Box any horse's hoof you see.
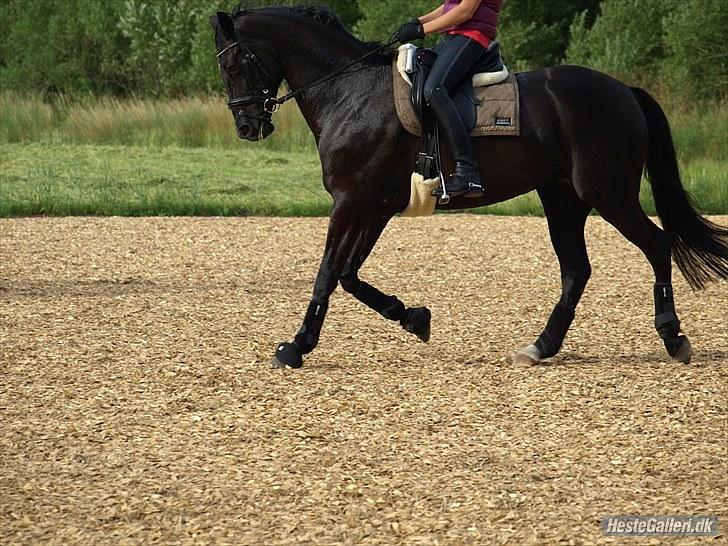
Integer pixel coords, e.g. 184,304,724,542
401,307,431,343
671,335,692,364
512,344,541,365
271,342,303,369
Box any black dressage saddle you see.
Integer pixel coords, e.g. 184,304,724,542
408,41,505,180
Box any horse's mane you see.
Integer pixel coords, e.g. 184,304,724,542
230,3,394,60
232,4,346,32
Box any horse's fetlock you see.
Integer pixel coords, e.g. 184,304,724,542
655,312,680,340
534,333,560,359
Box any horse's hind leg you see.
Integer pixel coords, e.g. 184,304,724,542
595,197,692,363
514,183,592,364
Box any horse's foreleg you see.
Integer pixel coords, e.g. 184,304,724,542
271,202,387,369
514,184,592,364
340,273,431,343
336,216,430,341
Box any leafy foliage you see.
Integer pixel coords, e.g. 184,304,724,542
498,0,600,70
566,0,670,85
661,0,728,100
567,0,728,98
0,0,725,100
0,0,131,95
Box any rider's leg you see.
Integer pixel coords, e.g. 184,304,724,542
424,34,486,198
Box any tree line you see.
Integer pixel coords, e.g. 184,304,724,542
1,0,725,100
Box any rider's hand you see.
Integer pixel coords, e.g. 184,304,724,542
395,18,425,44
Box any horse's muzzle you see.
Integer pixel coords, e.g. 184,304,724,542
237,120,275,142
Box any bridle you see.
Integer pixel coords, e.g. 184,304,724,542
216,36,281,132
216,20,398,137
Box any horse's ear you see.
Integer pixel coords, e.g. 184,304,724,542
216,12,236,41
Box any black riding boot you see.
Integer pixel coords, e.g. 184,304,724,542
428,87,484,199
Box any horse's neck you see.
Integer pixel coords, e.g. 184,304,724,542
274,26,379,138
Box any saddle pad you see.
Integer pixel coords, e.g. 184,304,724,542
392,59,520,138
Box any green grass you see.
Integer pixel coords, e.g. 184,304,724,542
0,144,329,217
0,92,315,152
0,92,725,217
1,143,724,217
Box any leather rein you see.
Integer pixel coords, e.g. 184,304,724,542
217,31,398,124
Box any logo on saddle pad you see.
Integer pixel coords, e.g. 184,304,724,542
495,117,512,126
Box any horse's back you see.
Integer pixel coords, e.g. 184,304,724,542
517,65,647,136
517,64,648,163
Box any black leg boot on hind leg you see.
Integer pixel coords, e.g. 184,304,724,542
654,283,692,363
427,86,485,199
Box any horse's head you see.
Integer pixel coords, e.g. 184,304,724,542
211,11,283,141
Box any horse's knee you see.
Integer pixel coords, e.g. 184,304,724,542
339,272,360,295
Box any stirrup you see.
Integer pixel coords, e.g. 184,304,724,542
431,181,484,199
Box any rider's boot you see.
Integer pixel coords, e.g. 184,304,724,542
428,88,485,199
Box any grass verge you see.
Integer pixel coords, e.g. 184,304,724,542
1,144,724,217
0,144,328,217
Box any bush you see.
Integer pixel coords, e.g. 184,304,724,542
661,0,728,100
566,0,671,86
355,0,435,43
498,0,600,71
0,0,131,95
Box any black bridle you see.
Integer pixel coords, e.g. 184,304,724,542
216,34,281,127
216,23,398,131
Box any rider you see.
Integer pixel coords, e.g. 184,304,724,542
395,0,503,198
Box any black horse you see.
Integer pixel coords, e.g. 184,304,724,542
211,6,728,368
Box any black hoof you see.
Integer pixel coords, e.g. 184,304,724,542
665,335,692,364
271,342,303,369
401,307,431,343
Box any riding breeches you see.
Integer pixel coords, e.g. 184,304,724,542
423,34,486,168
423,34,486,108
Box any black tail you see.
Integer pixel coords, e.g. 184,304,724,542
631,87,728,289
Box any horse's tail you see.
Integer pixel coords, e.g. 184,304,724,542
631,86,728,290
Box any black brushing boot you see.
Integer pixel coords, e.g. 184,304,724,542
428,87,485,199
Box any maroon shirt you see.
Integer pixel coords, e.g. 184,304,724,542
443,0,503,40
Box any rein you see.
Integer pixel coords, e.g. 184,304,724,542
218,34,398,118
272,38,399,110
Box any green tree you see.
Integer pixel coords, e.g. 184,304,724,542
355,0,433,43
498,0,600,70
566,0,671,86
0,0,131,95
661,0,728,100
355,0,601,69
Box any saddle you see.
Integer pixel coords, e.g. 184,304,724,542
401,41,512,181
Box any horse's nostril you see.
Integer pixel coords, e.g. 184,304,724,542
240,124,252,136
